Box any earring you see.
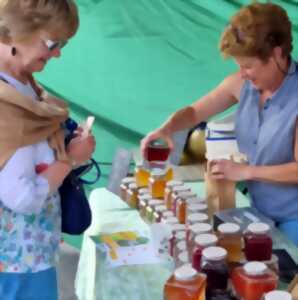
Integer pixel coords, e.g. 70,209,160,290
11,47,17,56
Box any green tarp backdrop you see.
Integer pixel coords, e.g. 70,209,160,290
36,0,298,247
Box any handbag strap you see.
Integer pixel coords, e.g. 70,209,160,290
77,158,101,185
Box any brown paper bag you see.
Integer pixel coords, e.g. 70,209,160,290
205,161,236,218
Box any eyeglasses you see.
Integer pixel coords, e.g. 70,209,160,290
44,39,68,51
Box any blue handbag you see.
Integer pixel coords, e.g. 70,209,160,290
59,118,101,235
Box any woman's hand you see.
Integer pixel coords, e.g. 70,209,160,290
66,134,96,166
210,159,252,181
140,128,174,157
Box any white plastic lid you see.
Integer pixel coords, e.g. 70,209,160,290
186,197,207,204
244,262,268,276
150,168,166,177
163,216,179,225
122,177,136,185
177,191,197,199
188,213,209,223
163,211,174,218
207,121,235,132
155,205,167,212
120,184,127,189
174,264,197,281
171,223,187,233
177,251,189,264
166,180,183,188
172,185,191,193
188,203,208,212
247,222,270,234
218,222,240,234
138,188,149,194
128,183,138,189
202,246,227,261
177,241,187,251
264,291,292,300
138,194,152,201
190,223,212,234
195,234,218,247
148,199,164,206
175,231,186,240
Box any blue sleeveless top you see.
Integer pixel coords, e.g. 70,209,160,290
235,59,298,223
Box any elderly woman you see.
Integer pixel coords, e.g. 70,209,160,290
0,1,95,299
142,3,298,245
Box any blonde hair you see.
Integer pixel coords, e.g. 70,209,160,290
220,2,292,61
0,0,79,43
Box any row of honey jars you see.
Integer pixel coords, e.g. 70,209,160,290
231,261,278,300
120,177,136,201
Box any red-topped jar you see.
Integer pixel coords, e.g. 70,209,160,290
244,223,272,261
231,261,278,300
164,265,206,300
145,138,170,162
192,233,218,272
201,246,229,297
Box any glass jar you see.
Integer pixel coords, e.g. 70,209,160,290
145,199,164,221
127,183,138,208
135,165,150,187
145,138,170,162
120,177,136,201
139,199,147,218
264,290,293,300
153,205,167,223
164,180,183,209
217,222,242,262
174,240,187,262
164,265,206,300
161,210,175,223
176,198,187,224
192,233,218,272
168,224,186,257
149,168,167,199
188,223,212,254
176,251,190,268
201,246,229,297
244,223,272,261
171,186,191,214
231,262,278,300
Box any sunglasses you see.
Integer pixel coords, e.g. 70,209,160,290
44,39,68,51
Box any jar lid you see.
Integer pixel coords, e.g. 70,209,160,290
138,188,149,195
174,265,197,281
218,223,240,234
175,231,186,240
188,203,208,212
244,261,268,276
138,194,152,201
264,291,292,300
172,186,191,193
202,246,227,261
166,180,183,188
188,213,209,223
177,191,197,199
120,184,127,189
149,138,168,147
148,199,164,206
150,168,166,177
177,251,189,263
163,211,174,218
121,177,136,185
247,222,270,234
186,197,207,205
177,241,187,251
155,205,167,212
190,223,212,234
163,216,179,225
171,223,187,233
128,183,138,189
195,233,218,247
